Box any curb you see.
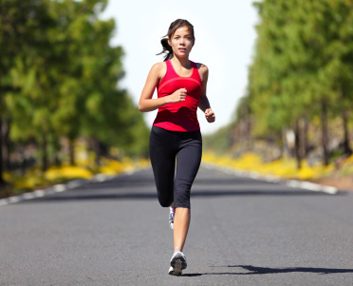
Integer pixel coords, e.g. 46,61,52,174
203,163,338,195
0,169,139,208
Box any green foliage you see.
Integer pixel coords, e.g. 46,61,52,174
0,0,148,179
233,0,353,165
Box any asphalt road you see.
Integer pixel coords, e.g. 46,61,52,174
1,166,353,286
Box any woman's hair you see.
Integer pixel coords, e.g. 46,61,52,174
157,19,195,61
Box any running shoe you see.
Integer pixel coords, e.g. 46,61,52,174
168,207,175,230
168,251,187,276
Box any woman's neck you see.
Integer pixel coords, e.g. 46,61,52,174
171,55,191,69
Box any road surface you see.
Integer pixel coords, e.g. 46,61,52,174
1,166,353,285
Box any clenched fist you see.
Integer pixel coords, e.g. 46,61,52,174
167,88,187,103
205,108,215,123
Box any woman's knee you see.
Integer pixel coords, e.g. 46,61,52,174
156,182,174,207
158,196,173,207
173,189,191,208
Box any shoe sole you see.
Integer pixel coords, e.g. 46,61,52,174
169,255,187,276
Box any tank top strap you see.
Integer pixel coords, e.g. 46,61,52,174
190,61,201,82
166,59,200,80
165,59,172,69
165,60,175,76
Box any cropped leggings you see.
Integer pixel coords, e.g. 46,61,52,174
149,126,202,209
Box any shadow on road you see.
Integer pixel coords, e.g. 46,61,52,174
67,177,281,191
21,168,347,203
183,264,353,276
23,188,346,203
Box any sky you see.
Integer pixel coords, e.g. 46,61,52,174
101,0,259,134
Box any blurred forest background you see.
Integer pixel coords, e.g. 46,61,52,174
0,0,149,196
206,0,353,187
1,0,353,197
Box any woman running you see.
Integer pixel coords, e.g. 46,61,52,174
138,19,215,276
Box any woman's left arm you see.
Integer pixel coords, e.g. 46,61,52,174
198,64,215,123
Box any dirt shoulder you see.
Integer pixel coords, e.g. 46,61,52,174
312,176,353,191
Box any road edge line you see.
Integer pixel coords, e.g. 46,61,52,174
0,168,146,208
202,163,338,195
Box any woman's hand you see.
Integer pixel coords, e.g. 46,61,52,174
167,88,187,103
205,108,215,123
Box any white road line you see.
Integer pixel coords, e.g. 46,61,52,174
286,180,338,194
8,196,20,203
53,184,66,192
21,193,35,200
0,168,144,207
204,163,338,195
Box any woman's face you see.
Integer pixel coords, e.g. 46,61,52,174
168,26,194,59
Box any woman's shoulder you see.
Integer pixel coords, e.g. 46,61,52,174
193,62,208,72
150,61,167,78
193,62,208,80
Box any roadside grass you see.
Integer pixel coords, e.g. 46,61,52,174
202,152,338,180
4,151,353,199
2,158,149,199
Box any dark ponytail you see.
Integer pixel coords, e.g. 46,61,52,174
157,37,173,61
156,19,195,62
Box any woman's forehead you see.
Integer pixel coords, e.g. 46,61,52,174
172,26,193,36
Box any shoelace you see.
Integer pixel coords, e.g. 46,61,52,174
169,207,175,229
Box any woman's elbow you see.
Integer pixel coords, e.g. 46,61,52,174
137,101,145,112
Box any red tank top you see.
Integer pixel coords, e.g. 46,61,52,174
153,60,202,132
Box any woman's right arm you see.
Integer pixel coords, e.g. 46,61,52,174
138,63,187,112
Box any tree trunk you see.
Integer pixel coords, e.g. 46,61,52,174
246,112,252,151
281,129,288,158
302,117,309,158
0,117,5,184
320,100,330,166
52,139,61,167
341,109,351,155
94,139,101,167
4,119,11,170
20,145,26,176
69,138,76,166
294,120,302,170
41,133,48,172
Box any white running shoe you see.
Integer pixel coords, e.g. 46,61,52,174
168,251,187,276
168,207,175,230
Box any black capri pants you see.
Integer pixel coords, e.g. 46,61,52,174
149,126,202,209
